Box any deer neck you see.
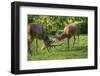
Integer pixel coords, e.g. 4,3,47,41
57,32,66,40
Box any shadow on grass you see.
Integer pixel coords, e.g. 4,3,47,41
52,45,88,52
71,46,87,51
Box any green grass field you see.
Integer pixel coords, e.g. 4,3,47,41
28,35,88,61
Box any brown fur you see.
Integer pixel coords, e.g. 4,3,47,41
52,22,80,48
28,23,51,55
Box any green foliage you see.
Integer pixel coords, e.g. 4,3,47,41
28,15,88,60
28,35,87,61
28,15,88,34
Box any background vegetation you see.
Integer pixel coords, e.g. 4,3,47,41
28,35,87,60
28,15,88,61
28,15,88,35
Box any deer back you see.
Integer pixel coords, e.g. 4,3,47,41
64,23,80,37
28,23,50,47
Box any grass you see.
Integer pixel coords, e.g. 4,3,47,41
28,35,88,61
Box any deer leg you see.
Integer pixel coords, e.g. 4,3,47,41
28,42,31,55
28,35,33,56
35,39,38,54
28,39,33,56
46,47,49,52
67,38,70,48
77,32,79,45
73,35,76,47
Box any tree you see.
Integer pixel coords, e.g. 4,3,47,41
28,15,88,34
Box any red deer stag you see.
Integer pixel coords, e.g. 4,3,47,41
28,23,51,55
52,22,80,48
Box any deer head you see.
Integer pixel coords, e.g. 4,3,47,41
52,32,66,43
